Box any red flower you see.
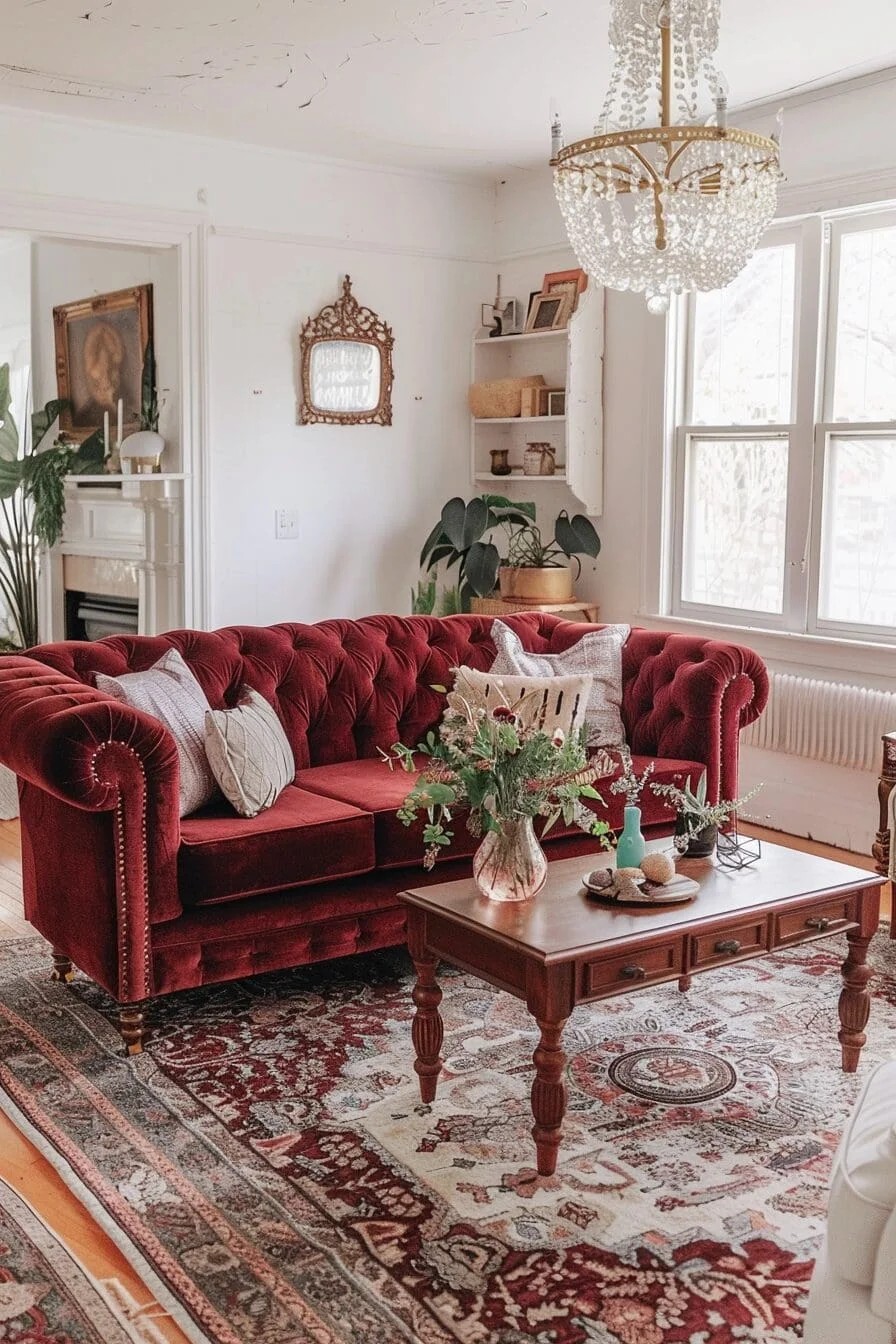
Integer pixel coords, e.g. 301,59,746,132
491,706,516,722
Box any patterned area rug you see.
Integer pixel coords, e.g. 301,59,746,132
1,931,896,1344
0,1173,155,1343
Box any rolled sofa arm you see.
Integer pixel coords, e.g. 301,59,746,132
619,632,769,804
0,656,182,1001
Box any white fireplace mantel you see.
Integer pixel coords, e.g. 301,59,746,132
40,474,186,641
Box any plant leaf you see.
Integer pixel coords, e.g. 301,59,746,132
0,409,18,463
464,540,500,597
419,519,446,569
31,399,68,451
441,496,488,552
554,510,601,559
0,458,23,498
481,494,536,522
71,429,105,472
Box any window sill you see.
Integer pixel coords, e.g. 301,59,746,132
637,613,896,686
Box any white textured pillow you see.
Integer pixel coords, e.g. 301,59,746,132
490,620,630,749
447,665,593,738
204,688,295,819
96,648,218,817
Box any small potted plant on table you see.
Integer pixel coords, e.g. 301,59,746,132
651,772,760,857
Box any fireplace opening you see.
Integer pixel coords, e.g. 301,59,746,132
65,591,140,641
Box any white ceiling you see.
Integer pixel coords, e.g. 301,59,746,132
3,0,896,178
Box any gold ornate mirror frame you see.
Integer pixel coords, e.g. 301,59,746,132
299,275,394,426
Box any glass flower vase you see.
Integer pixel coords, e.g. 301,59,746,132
616,804,646,869
472,817,547,903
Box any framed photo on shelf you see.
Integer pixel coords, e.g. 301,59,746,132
538,386,565,416
543,268,587,302
525,291,570,333
547,389,566,416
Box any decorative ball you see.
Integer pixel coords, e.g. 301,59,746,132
641,851,676,885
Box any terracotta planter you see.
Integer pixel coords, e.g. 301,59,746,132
498,565,574,604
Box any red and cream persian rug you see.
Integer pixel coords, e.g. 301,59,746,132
0,1173,163,1343
1,931,895,1344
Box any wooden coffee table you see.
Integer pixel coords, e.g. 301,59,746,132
400,841,883,1177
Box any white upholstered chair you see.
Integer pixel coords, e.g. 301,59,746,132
804,1061,896,1341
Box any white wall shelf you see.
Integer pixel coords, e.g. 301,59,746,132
469,287,604,513
474,470,567,484
473,328,568,346
472,414,566,425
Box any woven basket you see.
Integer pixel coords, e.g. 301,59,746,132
469,375,545,419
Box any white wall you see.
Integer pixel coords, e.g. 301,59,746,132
30,238,181,464
0,105,497,627
495,73,896,852
208,236,491,625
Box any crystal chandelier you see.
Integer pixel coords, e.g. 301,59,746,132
551,0,782,314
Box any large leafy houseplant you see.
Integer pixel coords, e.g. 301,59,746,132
419,495,600,611
0,363,104,648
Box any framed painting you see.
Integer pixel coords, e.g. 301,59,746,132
53,285,153,442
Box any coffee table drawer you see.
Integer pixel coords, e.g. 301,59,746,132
774,895,858,947
582,940,683,996
691,918,768,969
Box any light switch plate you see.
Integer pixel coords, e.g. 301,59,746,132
275,508,299,540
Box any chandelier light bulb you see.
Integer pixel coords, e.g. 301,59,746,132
551,0,782,313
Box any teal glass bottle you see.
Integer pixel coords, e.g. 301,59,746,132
616,804,646,869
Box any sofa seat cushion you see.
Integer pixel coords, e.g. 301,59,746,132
295,754,703,870
178,785,375,906
826,1060,896,1289
295,758,479,870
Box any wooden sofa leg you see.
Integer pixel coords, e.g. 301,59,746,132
117,1005,148,1056
50,950,75,983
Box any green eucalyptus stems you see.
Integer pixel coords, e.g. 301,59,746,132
382,682,612,869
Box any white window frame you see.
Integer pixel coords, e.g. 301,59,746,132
668,205,896,646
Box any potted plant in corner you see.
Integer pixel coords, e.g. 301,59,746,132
651,771,760,857
0,364,104,648
419,495,600,612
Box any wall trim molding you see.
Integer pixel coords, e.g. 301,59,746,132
210,223,495,267
0,187,210,631
0,102,488,191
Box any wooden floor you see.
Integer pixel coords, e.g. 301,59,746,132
0,818,886,1341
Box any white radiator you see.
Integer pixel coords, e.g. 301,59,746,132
742,672,896,773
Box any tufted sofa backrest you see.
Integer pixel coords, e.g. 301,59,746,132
28,613,584,770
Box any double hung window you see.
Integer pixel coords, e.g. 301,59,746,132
671,206,896,641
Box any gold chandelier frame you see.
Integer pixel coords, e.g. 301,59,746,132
551,12,779,251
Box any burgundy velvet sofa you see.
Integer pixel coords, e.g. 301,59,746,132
0,613,767,1051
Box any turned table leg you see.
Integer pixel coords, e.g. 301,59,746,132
118,1005,147,1056
531,1016,568,1177
411,954,443,1103
839,929,873,1073
678,974,692,993
50,950,74,984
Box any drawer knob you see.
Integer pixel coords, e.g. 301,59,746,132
620,964,646,980
805,916,831,932
715,938,742,955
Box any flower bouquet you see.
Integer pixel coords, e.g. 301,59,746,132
382,682,613,902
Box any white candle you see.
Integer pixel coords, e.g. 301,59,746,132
116,398,123,448
103,411,109,457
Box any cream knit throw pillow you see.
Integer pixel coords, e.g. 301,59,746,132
204,688,295,819
447,665,593,739
96,648,218,818
489,620,630,750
